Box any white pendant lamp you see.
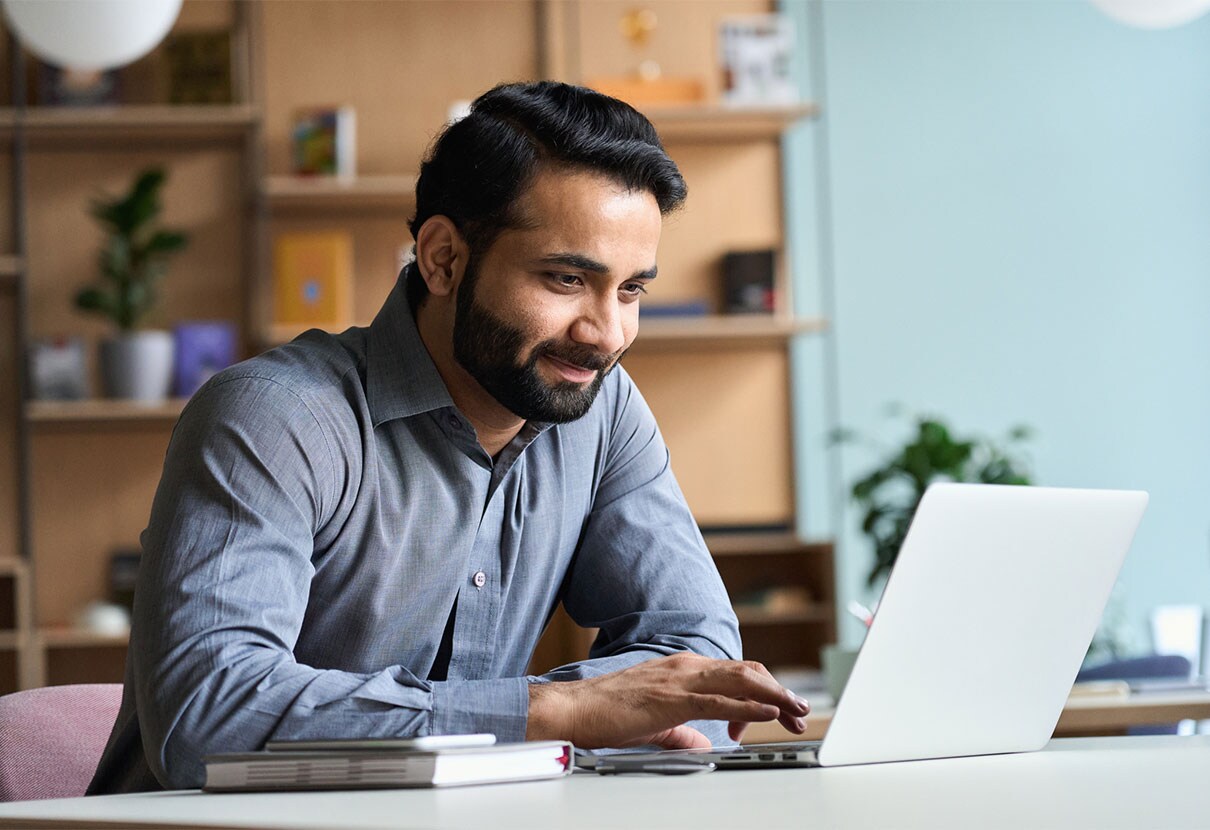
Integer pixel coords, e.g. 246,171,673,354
1089,0,1210,29
1,0,184,71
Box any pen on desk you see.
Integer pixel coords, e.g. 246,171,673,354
594,758,716,776
847,600,874,628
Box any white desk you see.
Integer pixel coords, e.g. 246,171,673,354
0,736,1207,830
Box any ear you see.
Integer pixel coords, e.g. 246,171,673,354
414,216,469,298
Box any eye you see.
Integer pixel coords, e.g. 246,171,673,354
547,273,583,289
620,282,649,301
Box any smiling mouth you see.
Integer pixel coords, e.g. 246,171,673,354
542,354,599,384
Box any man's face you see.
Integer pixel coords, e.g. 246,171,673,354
451,168,662,423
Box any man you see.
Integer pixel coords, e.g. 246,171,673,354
89,81,808,793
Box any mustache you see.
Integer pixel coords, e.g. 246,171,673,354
534,341,622,372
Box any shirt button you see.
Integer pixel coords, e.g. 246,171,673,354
472,570,487,589
447,414,461,430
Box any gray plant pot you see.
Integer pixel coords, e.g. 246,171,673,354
99,330,175,402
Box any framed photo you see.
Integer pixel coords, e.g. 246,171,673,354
718,14,799,106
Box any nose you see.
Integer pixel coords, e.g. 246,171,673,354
570,294,628,356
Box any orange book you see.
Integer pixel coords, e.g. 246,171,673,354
272,232,353,327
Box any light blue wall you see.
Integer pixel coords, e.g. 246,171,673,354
785,1,1210,647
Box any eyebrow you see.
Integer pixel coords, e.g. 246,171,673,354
537,253,658,281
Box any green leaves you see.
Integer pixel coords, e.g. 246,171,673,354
843,412,1035,587
75,167,188,331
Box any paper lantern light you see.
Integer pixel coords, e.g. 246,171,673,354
1,0,183,71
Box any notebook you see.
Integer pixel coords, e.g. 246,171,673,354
203,739,573,792
590,483,1149,770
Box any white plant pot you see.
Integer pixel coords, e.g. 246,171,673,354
100,330,175,402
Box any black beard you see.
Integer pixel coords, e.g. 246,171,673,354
452,266,620,424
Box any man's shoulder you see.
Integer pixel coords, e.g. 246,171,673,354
192,329,367,424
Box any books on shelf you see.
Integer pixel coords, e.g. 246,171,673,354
272,232,353,329
291,106,357,178
202,739,574,792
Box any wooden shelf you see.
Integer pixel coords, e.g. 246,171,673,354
37,627,128,649
0,558,26,577
735,606,833,626
26,398,189,425
263,314,827,350
0,255,21,276
263,174,418,210
633,314,827,348
0,631,20,650
704,532,832,558
0,105,259,144
644,102,818,142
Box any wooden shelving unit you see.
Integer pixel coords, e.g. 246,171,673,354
36,628,129,649
26,399,189,425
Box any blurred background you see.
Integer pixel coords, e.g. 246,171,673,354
0,1,1205,733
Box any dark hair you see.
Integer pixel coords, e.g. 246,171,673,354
403,81,687,309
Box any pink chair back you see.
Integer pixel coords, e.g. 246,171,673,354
0,684,122,802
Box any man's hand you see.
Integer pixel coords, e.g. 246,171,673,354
526,653,809,749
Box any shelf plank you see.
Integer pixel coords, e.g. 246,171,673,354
644,102,819,142
735,606,833,626
704,532,832,557
0,558,26,577
0,105,259,143
26,398,189,424
0,255,22,276
262,315,827,349
37,628,129,649
634,314,828,348
264,174,418,210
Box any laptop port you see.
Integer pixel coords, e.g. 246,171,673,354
759,754,775,761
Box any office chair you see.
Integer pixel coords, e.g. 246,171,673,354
0,684,122,801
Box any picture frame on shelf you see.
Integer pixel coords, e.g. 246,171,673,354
173,321,238,398
718,13,799,106
291,107,357,178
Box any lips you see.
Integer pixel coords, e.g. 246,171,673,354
542,354,599,384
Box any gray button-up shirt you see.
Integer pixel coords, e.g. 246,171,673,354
89,279,741,792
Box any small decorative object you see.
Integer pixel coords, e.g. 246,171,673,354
639,299,710,318
722,249,776,314
27,336,89,399
173,321,237,397
74,600,131,636
272,231,353,328
1,0,183,71
586,7,705,106
164,30,232,104
291,107,357,178
36,63,121,106
75,167,189,401
832,407,1034,587
718,13,798,106
108,549,141,612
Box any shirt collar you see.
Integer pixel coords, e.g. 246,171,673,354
367,279,456,427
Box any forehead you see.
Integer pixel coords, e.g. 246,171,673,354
493,167,662,265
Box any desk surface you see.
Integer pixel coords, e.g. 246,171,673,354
1,736,1208,830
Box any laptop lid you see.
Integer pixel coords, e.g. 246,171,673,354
817,482,1148,766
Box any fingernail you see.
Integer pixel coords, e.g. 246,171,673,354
795,695,810,714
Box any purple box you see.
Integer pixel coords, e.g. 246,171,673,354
174,321,238,398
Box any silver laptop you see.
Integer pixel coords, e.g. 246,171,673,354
596,483,1148,770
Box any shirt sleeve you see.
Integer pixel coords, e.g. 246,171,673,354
133,375,528,790
539,371,743,744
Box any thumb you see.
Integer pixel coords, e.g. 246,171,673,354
648,725,713,750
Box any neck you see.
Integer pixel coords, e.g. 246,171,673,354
414,297,525,458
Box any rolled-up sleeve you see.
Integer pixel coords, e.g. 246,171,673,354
134,376,529,789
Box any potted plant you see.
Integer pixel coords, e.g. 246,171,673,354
835,409,1035,588
75,167,188,401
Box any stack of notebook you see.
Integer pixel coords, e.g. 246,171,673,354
203,737,574,792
